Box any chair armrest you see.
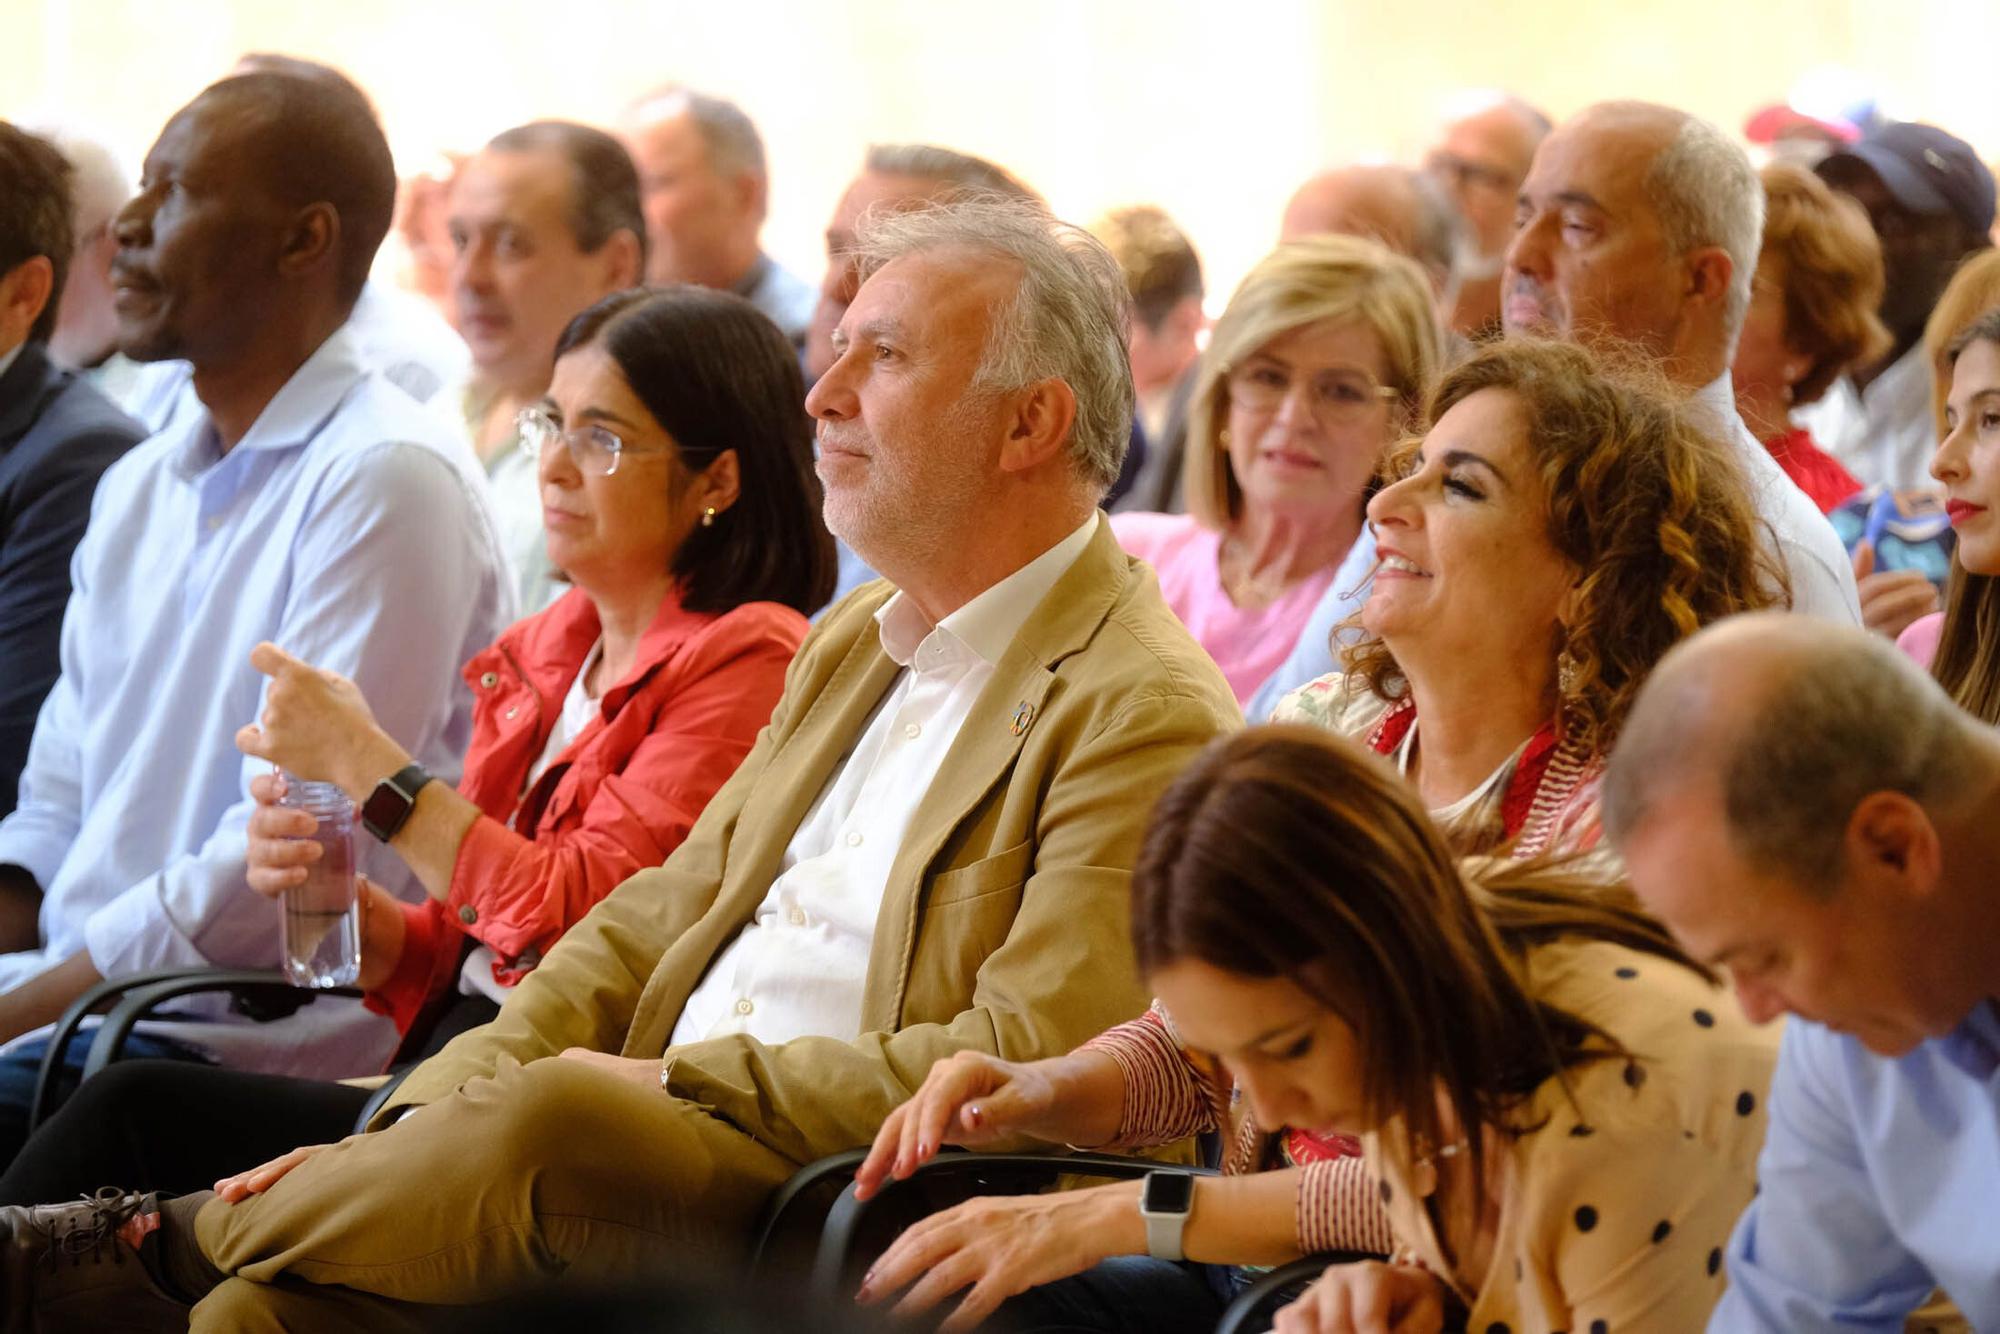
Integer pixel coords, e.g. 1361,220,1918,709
79,969,362,1082
28,967,249,1134
1214,1251,1387,1334
352,1064,417,1134
808,1149,1218,1303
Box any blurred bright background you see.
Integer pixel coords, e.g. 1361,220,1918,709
13,0,2000,304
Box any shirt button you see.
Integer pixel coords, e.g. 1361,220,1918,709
845,830,863,848
205,515,222,531
479,672,499,688
788,908,807,926
734,998,754,1016
903,722,922,740
457,905,478,925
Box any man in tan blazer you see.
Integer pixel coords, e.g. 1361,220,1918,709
2,199,1239,1328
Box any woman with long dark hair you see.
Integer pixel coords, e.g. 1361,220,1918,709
854,728,1775,1333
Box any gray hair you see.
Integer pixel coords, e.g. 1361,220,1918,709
854,196,1133,495
632,86,767,181
34,130,127,237
863,144,1041,204
1409,168,1466,309
1642,111,1765,346
1604,620,1982,890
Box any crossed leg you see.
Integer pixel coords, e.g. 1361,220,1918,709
186,1055,799,1327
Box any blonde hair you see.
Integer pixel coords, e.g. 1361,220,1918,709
1924,250,2000,438
1182,235,1442,529
1757,162,1892,405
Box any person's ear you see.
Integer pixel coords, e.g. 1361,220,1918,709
1685,246,1733,314
997,378,1077,475
694,448,741,517
1845,790,1943,904
735,171,768,226
277,203,340,285
599,229,644,291
0,256,55,343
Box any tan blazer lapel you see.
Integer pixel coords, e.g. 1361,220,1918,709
859,518,1133,1027
626,606,904,1053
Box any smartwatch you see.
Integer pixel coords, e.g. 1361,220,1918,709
1139,1169,1197,1262
361,763,433,843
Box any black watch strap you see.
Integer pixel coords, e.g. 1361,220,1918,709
361,763,433,843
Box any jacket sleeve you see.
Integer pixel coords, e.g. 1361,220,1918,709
406,624,796,996
653,688,1236,1167
0,414,139,817
371,628,812,1125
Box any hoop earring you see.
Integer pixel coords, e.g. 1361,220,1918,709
700,507,716,528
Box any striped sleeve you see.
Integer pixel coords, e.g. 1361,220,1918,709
1080,1007,1220,1149
1296,1157,1396,1256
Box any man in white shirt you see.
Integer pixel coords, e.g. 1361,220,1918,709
1799,122,1997,491
0,71,510,1161
1505,100,1862,624
0,198,1239,1329
620,86,815,351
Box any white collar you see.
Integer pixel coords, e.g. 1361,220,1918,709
875,512,1100,670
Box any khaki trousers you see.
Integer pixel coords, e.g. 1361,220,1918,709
189,1055,801,1330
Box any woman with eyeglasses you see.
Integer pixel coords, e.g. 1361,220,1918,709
1109,236,1441,710
235,285,835,1046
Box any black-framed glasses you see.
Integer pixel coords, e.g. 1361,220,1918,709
1224,360,1399,427
517,405,672,477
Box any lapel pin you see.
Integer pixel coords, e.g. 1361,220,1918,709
1009,702,1037,736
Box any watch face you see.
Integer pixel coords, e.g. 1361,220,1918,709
1143,1171,1195,1214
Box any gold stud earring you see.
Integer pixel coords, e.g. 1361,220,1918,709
1219,429,1232,445
700,507,716,528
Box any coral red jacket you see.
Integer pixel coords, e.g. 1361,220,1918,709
367,586,805,1035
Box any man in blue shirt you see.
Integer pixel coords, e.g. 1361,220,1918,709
1603,612,2000,1331
0,71,511,1158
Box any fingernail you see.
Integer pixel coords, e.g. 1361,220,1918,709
917,1140,934,1157
966,1105,984,1127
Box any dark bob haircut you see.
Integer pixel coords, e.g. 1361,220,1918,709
554,285,836,617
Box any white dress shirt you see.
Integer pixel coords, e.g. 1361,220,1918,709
1791,343,1938,493
1693,373,1862,625
670,513,1100,1049
0,326,512,1075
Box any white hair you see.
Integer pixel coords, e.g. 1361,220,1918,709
33,129,128,237
1644,113,1765,347
855,196,1134,496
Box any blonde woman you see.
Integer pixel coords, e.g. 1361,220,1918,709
1111,235,1441,708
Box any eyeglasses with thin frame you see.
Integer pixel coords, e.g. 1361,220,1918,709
516,405,672,477
1224,359,1399,427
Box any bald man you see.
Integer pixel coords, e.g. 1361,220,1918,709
1506,100,1861,625
1603,613,2000,1331
1424,91,1548,336
1279,163,1461,313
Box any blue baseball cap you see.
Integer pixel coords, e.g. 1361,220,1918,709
1817,122,1996,236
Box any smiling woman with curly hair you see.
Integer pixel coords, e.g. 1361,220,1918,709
1276,336,1787,857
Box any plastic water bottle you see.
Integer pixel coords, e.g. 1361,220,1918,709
276,776,360,988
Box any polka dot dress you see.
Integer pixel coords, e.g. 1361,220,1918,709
1363,938,1779,1333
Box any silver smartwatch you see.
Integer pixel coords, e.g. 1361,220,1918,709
1139,1169,1197,1262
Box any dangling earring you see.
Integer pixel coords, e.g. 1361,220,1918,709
1557,648,1579,698
700,507,716,528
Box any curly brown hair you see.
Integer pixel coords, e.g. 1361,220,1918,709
1758,161,1891,406
1342,338,1789,754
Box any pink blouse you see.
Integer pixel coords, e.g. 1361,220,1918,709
1109,512,1336,708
